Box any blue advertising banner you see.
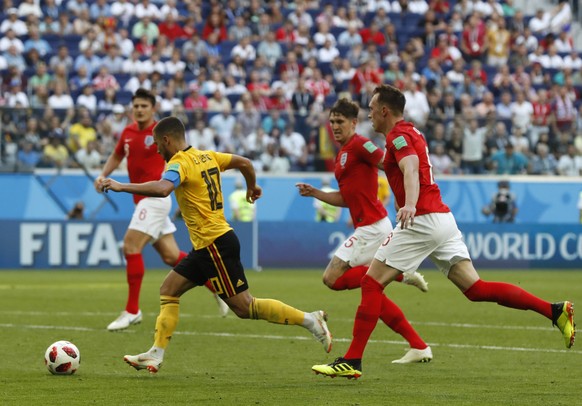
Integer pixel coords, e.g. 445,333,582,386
2,220,581,269
0,220,255,270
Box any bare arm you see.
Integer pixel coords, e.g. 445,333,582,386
100,178,175,197
296,183,348,207
396,155,420,229
225,154,262,203
94,152,124,192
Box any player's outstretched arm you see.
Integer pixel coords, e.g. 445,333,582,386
226,154,262,203
295,183,347,207
101,178,175,197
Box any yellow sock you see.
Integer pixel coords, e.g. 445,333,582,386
153,295,180,349
248,298,305,325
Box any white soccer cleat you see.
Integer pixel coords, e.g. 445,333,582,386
124,352,162,374
403,272,429,292
311,310,333,353
391,346,433,364
215,294,230,317
107,310,143,331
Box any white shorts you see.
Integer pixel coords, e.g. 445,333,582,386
128,196,177,242
335,217,393,267
374,212,470,276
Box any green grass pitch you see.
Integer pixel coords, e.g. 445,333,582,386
0,269,580,406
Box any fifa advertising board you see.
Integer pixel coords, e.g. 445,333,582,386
1,220,582,269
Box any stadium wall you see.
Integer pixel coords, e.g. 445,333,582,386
0,172,581,269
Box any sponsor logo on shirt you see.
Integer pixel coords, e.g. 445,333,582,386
340,152,348,167
363,141,378,153
144,135,154,147
393,136,408,150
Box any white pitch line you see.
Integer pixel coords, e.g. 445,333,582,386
0,310,560,331
0,322,578,355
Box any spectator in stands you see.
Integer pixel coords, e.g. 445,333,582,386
39,14,59,36
551,85,577,138
24,28,52,58
475,91,497,120
97,87,117,111
158,13,186,43
74,47,102,78
27,62,51,94
289,3,314,29
430,143,455,175
30,84,49,108
89,0,111,20
69,65,91,93
557,144,582,176
40,135,69,168
208,105,236,150
338,21,363,48
75,140,102,169
280,123,308,171
49,46,74,75
461,118,488,174
488,142,528,174
132,16,159,46
509,127,531,155
158,86,181,114
228,15,252,42
141,52,165,74
231,36,256,62
1,8,28,35
125,71,151,93
42,0,60,20
359,22,386,47
105,104,128,139
236,93,261,137
68,109,97,153
67,0,89,18
0,28,24,55
76,84,97,113
528,143,558,175
563,49,582,71
134,0,160,20
460,13,487,62
257,31,283,68
202,11,228,42
17,140,41,170
110,0,134,28
486,16,510,68
403,78,430,130
92,65,120,92
183,83,208,111
549,0,573,35
5,79,29,108
72,9,93,36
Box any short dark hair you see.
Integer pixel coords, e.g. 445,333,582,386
153,116,185,140
132,88,156,106
330,98,359,119
373,84,406,116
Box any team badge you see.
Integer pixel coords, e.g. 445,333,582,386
167,163,180,172
363,141,378,153
144,135,154,147
340,152,348,167
393,136,408,150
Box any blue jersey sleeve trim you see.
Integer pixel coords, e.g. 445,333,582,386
163,170,181,188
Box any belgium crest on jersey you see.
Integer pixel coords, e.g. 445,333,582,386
340,152,348,168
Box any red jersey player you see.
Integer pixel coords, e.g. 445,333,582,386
95,88,227,331
312,84,575,379
296,98,431,364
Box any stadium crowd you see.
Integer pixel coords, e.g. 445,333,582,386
0,0,581,176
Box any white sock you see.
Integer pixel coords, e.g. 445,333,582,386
148,347,164,359
301,312,316,331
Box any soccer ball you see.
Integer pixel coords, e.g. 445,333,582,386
44,341,80,375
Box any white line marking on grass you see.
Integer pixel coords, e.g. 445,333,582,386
0,322,577,354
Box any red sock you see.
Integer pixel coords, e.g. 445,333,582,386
331,265,367,290
125,253,144,314
379,295,427,349
344,275,384,360
173,251,188,267
464,279,552,319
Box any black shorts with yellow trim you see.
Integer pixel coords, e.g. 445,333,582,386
174,230,249,299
